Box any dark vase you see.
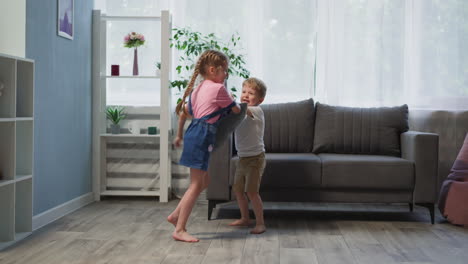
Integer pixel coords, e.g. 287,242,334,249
133,48,139,76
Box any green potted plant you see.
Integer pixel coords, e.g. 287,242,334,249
170,27,250,103
106,106,126,134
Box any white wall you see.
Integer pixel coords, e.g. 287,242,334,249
0,0,26,57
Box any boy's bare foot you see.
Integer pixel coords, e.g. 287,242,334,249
229,219,254,226
167,215,178,227
172,230,199,243
250,224,266,234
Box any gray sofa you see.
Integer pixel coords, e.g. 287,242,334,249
207,99,439,223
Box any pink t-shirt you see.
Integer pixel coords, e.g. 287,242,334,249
190,80,235,124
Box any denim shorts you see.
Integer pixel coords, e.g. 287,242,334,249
179,119,217,171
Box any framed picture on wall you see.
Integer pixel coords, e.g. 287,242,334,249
57,0,74,40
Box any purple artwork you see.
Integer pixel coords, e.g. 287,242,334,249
58,0,73,40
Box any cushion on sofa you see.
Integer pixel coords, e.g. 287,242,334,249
229,153,322,189
313,103,409,156
262,99,315,153
319,153,414,190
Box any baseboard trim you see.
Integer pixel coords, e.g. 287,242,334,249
32,192,94,231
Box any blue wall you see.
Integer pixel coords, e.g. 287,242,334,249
26,0,93,215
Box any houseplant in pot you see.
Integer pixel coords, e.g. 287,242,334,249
170,27,250,102
106,106,126,134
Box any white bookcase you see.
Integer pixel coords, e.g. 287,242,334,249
92,10,172,202
0,53,34,250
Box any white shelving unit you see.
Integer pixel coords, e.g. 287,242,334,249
92,10,172,202
0,53,34,250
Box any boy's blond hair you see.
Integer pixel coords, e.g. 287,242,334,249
243,77,267,99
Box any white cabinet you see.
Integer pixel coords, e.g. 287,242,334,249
0,53,34,250
92,11,172,202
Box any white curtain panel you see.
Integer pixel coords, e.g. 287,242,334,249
168,0,318,104
315,0,406,107
95,0,468,110
316,0,468,109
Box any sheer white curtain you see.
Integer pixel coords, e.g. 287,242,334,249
168,0,318,104
408,0,468,110
316,0,407,107
315,0,468,110
95,0,468,109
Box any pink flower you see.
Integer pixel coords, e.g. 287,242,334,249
124,32,145,48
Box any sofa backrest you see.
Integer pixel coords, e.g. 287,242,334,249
313,102,409,156
261,99,315,153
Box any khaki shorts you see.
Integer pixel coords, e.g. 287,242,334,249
232,152,266,193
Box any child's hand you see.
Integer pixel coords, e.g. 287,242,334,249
231,103,241,114
173,136,183,148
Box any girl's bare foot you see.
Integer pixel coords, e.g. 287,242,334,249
167,215,178,227
172,230,199,243
229,219,254,226
250,224,266,234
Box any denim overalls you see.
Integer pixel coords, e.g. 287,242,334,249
179,94,236,171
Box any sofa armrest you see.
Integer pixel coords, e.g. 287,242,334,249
207,134,233,201
401,131,439,203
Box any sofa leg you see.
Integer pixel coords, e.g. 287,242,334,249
408,203,413,212
208,200,215,220
417,203,435,224
208,200,224,220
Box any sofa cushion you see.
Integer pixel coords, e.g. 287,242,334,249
262,99,315,153
313,103,409,156
319,153,414,190
230,153,321,189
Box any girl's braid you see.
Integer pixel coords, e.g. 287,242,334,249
175,52,208,115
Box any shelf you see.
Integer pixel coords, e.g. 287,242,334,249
16,121,33,178
0,122,15,181
104,75,160,79
15,117,33,121
15,179,32,234
101,190,160,196
0,53,34,250
93,10,172,203
0,56,16,118
0,118,32,122
101,15,161,21
16,60,34,118
0,184,15,243
101,133,160,138
15,175,32,182
0,179,15,188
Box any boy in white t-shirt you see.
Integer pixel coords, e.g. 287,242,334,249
229,77,267,234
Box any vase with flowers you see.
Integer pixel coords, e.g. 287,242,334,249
124,32,145,75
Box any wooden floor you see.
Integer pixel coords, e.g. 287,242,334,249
1,198,468,264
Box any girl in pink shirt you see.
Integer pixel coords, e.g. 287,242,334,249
168,50,240,242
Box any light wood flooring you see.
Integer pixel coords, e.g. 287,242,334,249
1,198,468,264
